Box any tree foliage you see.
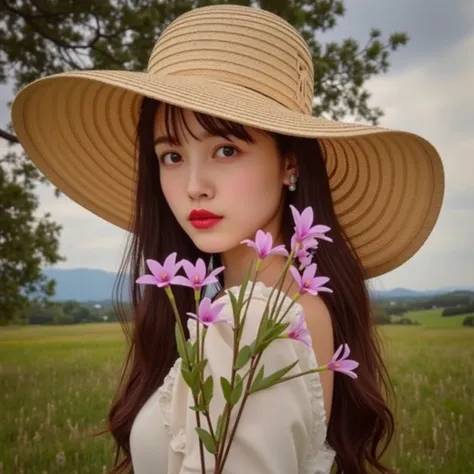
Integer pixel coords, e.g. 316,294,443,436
0,0,408,323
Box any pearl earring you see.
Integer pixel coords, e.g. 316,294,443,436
288,174,297,192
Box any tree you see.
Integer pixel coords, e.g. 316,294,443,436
0,155,64,324
0,0,408,323
463,316,474,327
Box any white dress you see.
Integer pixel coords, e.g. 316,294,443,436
130,281,336,473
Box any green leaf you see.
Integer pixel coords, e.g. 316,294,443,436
195,427,217,454
253,365,265,384
252,321,289,354
252,339,273,355
202,375,214,405
228,289,240,327
189,400,206,413
220,376,232,403
195,359,208,374
250,360,299,394
181,365,200,395
261,322,290,344
230,374,243,406
180,365,194,388
175,323,189,364
234,345,252,370
186,340,196,361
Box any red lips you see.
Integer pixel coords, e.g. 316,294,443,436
188,209,223,229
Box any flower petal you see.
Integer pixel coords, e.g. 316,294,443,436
255,230,268,251
289,265,302,286
290,205,302,227
241,239,259,252
300,207,314,233
293,312,306,331
198,297,213,316
309,224,331,234
171,275,194,288
310,276,330,290
209,301,226,318
207,266,225,280
136,275,159,285
181,259,197,280
195,259,207,280
341,343,351,361
315,286,333,293
163,252,178,273
331,344,344,362
302,263,317,281
302,237,318,251
338,369,358,379
338,360,359,371
268,245,289,257
146,259,164,278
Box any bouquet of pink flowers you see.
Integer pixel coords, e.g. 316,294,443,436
136,205,358,473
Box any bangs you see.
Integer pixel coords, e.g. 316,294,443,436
161,102,257,146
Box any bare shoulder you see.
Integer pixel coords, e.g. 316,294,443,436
297,293,335,422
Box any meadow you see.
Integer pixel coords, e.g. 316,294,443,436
1,310,473,474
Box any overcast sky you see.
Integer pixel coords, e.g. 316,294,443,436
1,0,473,291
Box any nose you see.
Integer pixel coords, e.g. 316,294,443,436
186,162,214,201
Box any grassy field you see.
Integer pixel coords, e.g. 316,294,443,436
1,315,473,474
391,308,473,328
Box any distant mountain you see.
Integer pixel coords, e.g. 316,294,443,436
370,286,474,300
43,268,130,302
42,268,474,302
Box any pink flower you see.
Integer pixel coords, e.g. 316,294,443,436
290,205,332,245
292,236,318,269
298,251,313,269
287,313,312,347
327,344,359,379
241,230,289,259
289,263,333,296
173,258,225,291
187,297,231,328
136,253,182,288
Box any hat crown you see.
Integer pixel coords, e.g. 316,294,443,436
147,5,314,115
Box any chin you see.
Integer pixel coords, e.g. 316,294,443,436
187,231,237,255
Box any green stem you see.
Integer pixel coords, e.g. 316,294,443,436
274,292,301,327
215,260,258,469
166,286,207,472
260,365,328,390
255,248,296,342
216,351,263,473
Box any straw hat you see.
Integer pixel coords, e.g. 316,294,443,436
11,4,444,279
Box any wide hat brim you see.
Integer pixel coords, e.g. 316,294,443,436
11,70,444,279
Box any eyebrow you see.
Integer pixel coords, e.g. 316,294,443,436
154,130,228,146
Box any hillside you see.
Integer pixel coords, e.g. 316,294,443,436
42,268,474,303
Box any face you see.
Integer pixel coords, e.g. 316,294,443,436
153,106,295,255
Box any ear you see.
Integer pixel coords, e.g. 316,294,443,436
282,153,298,186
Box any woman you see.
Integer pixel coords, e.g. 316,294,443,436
11,4,444,474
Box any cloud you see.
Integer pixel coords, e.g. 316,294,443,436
33,182,130,273
323,0,474,70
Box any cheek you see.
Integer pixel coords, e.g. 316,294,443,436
245,162,282,198
160,172,180,212
225,161,283,213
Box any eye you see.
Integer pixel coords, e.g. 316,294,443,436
215,145,238,159
159,152,182,165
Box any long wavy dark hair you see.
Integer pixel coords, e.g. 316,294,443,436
95,97,396,474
